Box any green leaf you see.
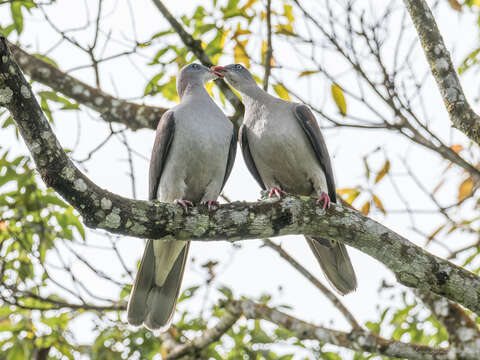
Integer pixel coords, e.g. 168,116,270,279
178,285,200,303
32,54,59,68
365,321,380,334
331,83,347,116
144,72,166,96
11,3,24,35
218,286,233,299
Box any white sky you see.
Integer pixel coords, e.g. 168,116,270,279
1,0,479,359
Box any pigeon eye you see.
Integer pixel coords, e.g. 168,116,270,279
192,64,200,70
235,64,243,70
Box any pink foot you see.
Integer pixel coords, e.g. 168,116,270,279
202,200,219,210
316,192,331,211
174,199,194,213
269,187,287,199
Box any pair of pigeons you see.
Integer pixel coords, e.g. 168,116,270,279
127,63,357,331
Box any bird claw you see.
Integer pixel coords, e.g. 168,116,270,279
268,187,286,199
202,200,219,211
174,199,194,213
316,192,331,211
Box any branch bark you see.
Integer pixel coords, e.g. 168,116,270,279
9,42,165,131
1,37,480,318
417,290,480,349
165,312,240,359
225,300,475,360
403,0,480,145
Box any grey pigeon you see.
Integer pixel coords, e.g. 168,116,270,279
127,63,237,330
213,64,357,295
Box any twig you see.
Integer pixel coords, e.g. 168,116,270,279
263,0,273,91
262,239,360,329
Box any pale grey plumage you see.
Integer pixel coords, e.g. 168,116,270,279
127,63,236,330
221,63,357,295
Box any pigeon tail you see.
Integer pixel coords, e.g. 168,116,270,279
306,235,357,295
127,239,189,330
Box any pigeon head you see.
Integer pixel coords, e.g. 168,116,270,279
211,64,257,94
177,63,219,98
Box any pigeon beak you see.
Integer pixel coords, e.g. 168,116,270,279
210,65,227,78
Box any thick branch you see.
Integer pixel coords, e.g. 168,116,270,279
9,42,165,130
166,312,240,359
403,0,480,145
2,37,480,318
417,290,480,347
225,300,468,360
262,0,273,91
151,0,244,126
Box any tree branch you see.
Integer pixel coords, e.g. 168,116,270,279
165,312,241,359
225,299,473,360
9,41,165,130
2,37,480,318
403,0,480,145
417,290,480,348
263,0,273,91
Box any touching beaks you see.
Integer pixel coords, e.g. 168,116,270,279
210,65,227,78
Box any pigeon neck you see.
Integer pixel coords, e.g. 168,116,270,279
240,85,270,107
179,82,209,102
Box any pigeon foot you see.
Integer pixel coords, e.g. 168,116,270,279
202,200,219,210
269,187,286,199
316,192,331,210
174,199,194,213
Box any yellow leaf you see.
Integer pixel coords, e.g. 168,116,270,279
242,0,258,11
450,144,463,153
458,177,473,201
0,221,6,231
448,0,462,11
273,83,291,100
372,194,386,214
160,345,168,358
298,70,319,78
337,188,360,204
283,4,294,23
234,22,251,37
361,201,370,216
234,40,250,68
375,160,390,184
205,81,214,97
331,83,347,116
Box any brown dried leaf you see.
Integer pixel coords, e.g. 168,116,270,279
448,0,462,11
